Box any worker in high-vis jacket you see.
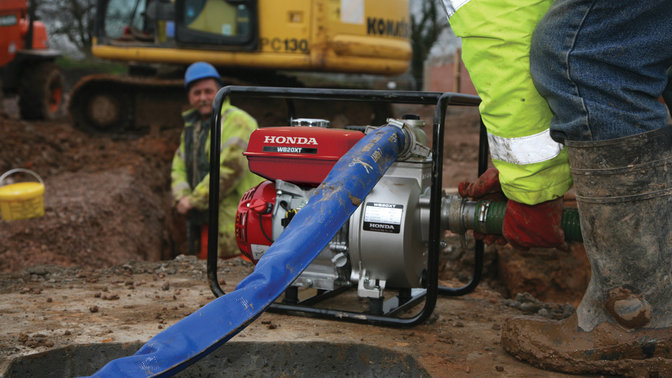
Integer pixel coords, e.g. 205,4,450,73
171,62,262,260
442,0,672,374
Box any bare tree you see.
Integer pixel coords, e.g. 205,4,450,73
36,0,96,56
410,0,447,91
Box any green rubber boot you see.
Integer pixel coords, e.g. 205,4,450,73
502,127,672,376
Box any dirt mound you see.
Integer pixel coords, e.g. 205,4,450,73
0,117,182,272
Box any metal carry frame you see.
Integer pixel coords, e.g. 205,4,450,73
206,86,485,327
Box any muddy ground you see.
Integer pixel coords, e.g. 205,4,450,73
0,96,595,377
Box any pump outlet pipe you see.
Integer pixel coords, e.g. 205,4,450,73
87,123,409,377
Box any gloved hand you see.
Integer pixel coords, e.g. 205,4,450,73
502,197,567,251
458,168,508,245
458,168,568,250
176,196,194,215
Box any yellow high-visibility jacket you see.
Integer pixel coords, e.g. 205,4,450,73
442,0,572,205
171,97,263,257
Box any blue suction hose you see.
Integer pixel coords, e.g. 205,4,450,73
88,122,408,376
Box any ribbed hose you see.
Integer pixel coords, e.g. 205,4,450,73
86,125,407,377
472,201,583,242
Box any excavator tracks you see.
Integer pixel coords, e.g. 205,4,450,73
68,74,393,136
69,74,186,135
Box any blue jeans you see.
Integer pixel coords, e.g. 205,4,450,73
530,0,672,143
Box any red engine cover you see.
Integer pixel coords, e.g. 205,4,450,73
235,180,276,263
244,127,364,187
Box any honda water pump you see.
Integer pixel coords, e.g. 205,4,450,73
235,116,445,308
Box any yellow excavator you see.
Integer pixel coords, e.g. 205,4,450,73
69,0,411,134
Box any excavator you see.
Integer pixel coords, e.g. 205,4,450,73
68,0,412,134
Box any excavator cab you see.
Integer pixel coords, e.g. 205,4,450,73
96,0,257,49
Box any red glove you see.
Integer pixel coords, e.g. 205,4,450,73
458,168,567,250
503,198,567,250
458,168,505,202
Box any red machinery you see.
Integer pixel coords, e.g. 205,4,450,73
236,126,365,261
0,0,64,119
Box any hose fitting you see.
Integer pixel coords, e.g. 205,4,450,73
385,118,431,161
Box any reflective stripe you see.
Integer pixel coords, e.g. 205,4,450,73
223,136,247,150
488,129,564,165
172,182,190,196
441,0,472,18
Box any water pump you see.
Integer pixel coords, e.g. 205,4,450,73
235,117,433,305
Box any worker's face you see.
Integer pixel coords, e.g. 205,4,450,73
188,78,220,119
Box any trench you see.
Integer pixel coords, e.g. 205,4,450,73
4,341,430,377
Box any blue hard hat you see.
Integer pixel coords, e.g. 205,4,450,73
184,62,221,89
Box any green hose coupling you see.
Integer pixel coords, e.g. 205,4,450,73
471,200,583,242
440,194,582,242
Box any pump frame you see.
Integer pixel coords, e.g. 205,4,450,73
207,86,485,327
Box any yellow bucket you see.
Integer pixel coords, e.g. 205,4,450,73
0,169,45,221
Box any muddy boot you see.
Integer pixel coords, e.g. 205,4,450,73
501,127,672,376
